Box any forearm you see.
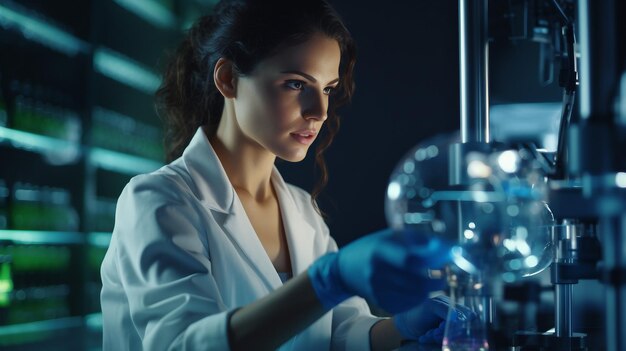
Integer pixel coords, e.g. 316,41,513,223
370,318,404,351
228,272,327,350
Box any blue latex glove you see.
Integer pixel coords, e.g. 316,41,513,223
394,295,474,344
307,228,452,313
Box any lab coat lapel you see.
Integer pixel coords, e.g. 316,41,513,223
271,168,316,275
220,200,283,290
182,128,281,290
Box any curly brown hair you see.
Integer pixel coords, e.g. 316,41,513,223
155,0,356,212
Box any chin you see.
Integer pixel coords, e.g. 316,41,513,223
277,148,309,163
280,153,308,163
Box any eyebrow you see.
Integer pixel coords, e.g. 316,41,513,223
281,70,340,85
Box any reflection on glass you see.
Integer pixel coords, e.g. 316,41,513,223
385,133,554,281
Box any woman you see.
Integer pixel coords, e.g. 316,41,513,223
100,0,455,350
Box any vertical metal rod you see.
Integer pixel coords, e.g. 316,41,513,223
577,0,617,121
554,222,575,338
620,215,626,351
459,0,490,143
620,72,626,125
555,284,573,337
601,215,626,351
577,1,623,350
484,295,494,325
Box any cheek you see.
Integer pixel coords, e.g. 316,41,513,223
235,83,270,129
235,80,300,141
253,86,298,131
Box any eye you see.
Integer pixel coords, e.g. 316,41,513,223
284,80,305,91
323,86,336,95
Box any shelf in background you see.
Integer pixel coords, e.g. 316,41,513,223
0,230,84,245
93,47,161,95
0,316,83,338
0,126,82,163
0,127,163,174
0,3,90,56
87,232,112,248
113,0,176,29
89,147,162,176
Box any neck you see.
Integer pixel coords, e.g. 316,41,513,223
207,109,276,202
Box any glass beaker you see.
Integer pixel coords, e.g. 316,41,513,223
443,272,490,351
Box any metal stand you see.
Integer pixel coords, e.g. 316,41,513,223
454,1,625,350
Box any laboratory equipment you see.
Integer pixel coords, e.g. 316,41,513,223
386,135,554,281
386,0,626,349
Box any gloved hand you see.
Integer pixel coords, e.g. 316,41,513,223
307,228,452,313
393,295,474,344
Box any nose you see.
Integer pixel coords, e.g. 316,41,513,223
301,88,328,121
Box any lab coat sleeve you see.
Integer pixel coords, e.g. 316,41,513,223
325,235,385,351
113,174,231,350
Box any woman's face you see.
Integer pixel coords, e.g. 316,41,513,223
233,33,341,162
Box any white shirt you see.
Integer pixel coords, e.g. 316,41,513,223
100,128,381,350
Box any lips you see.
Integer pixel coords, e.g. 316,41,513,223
290,129,317,145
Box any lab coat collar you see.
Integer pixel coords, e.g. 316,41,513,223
271,168,316,275
181,127,234,214
181,127,316,285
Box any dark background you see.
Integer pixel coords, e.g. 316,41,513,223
279,1,461,246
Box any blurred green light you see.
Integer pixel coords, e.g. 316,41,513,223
0,279,11,294
0,257,12,308
0,293,8,307
0,263,12,292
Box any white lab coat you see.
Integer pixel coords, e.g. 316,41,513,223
100,127,382,350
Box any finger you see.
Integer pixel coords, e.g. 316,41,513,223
432,321,446,342
450,305,475,322
418,330,434,344
418,328,439,344
454,304,476,321
427,295,451,319
430,295,475,322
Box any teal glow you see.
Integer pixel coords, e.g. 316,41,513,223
0,317,83,337
114,0,176,29
0,126,81,162
93,47,161,94
0,230,84,245
0,4,89,56
87,232,112,248
89,147,163,175
85,313,103,331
